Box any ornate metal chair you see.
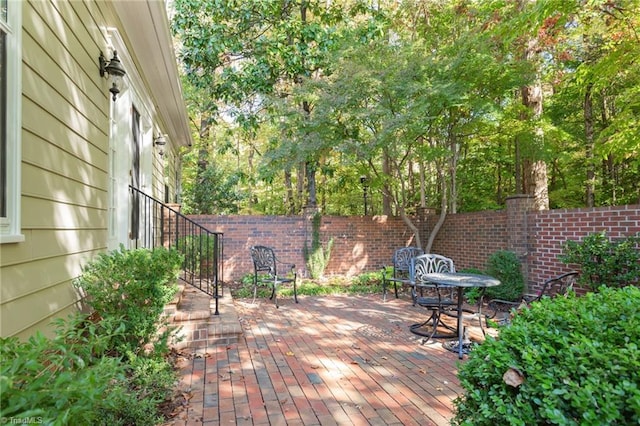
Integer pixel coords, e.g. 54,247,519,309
488,271,579,324
250,245,298,308
382,247,424,301
408,254,458,342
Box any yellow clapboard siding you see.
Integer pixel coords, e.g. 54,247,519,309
22,130,108,190
22,97,108,171
1,247,100,303
0,278,80,337
22,157,107,209
22,32,107,130
26,0,107,103
12,305,79,340
21,195,107,230
22,67,107,157
0,229,106,268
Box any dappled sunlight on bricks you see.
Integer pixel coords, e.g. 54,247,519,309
169,294,474,425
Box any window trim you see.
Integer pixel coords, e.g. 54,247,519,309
0,0,23,243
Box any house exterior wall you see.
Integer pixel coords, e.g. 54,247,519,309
0,0,189,339
0,0,112,339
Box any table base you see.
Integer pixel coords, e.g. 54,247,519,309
442,339,475,356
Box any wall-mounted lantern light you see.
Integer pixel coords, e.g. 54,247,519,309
99,51,126,101
154,134,167,157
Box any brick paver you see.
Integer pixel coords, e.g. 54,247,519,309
169,294,468,425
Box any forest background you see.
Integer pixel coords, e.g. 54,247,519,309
170,0,639,235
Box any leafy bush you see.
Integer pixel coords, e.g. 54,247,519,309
304,212,334,279
73,246,183,357
2,247,183,425
560,231,640,291
0,317,125,425
176,233,219,277
484,250,525,301
233,271,383,298
459,268,486,304
453,286,640,425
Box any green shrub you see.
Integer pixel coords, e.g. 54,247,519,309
303,212,334,279
459,268,486,304
484,250,525,301
453,286,640,425
73,246,183,357
98,355,177,425
176,233,219,276
560,231,640,291
0,316,126,425
2,247,183,425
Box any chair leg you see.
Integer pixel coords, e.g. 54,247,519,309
271,283,278,308
293,279,298,303
394,282,399,298
252,278,258,304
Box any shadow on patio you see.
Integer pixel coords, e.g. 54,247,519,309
167,293,493,425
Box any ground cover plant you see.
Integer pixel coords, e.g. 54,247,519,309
453,286,640,425
0,247,183,425
233,270,383,299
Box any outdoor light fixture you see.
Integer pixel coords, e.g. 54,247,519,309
360,175,369,215
154,134,167,157
99,51,126,101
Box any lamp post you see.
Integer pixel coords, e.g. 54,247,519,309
360,175,369,215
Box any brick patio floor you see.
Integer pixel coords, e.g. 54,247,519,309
169,294,477,425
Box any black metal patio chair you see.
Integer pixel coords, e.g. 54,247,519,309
488,271,580,324
382,247,424,301
250,245,298,308
408,254,459,342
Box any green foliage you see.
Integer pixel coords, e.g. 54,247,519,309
0,319,124,425
180,159,246,215
303,212,334,279
97,355,177,425
233,271,383,298
176,233,219,277
484,251,525,301
73,246,183,358
453,286,640,425
559,231,640,291
2,247,183,424
171,0,640,215
459,268,486,304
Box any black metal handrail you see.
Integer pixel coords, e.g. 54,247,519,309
129,185,224,315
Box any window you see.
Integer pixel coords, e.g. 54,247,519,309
0,0,22,243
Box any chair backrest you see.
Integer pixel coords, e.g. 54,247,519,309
410,254,455,284
250,245,277,276
534,271,579,301
393,247,424,274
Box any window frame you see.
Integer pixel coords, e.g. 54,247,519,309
0,0,23,243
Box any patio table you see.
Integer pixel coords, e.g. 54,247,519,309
423,272,501,359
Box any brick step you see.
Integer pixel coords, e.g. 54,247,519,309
167,283,243,353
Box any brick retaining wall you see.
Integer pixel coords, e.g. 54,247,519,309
526,204,640,293
189,214,414,282
190,202,640,293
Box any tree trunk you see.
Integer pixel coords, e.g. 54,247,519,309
425,167,447,253
520,52,549,210
284,170,294,214
447,115,458,214
382,151,393,215
584,83,595,207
